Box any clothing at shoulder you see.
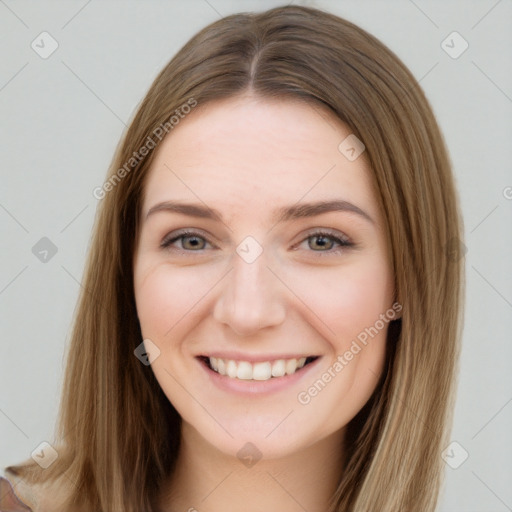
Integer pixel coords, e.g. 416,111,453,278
0,476,32,511
1,471,82,512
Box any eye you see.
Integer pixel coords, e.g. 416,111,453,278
296,230,353,255
160,229,353,255
160,230,213,252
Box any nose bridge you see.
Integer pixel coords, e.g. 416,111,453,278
213,247,286,335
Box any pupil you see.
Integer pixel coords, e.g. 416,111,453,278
186,236,202,249
313,235,330,250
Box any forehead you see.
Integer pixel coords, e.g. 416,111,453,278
142,95,378,223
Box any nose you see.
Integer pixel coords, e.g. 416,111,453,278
212,249,286,337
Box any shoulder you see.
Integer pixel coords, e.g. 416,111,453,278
0,475,33,511
0,471,74,512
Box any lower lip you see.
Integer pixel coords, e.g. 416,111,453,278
197,357,322,395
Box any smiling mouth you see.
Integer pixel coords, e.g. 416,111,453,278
198,356,319,381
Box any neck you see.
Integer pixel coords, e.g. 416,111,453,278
159,423,346,512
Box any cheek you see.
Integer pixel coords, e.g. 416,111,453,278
134,263,219,339
336,269,392,341
284,258,393,346
292,264,392,429
135,269,173,337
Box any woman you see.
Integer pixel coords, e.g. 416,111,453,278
1,4,464,511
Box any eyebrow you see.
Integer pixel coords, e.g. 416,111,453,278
145,199,374,225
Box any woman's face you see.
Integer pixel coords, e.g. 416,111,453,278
133,95,396,460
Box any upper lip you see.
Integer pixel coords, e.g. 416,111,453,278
198,352,319,363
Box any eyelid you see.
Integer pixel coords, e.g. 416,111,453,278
292,228,353,256
299,227,351,244
161,227,354,256
160,229,215,250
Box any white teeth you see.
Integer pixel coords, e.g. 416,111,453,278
271,359,286,377
236,361,252,380
252,362,272,380
285,359,297,375
226,360,237,378
207,356,312,381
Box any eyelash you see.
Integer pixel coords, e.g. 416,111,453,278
160,229,354,256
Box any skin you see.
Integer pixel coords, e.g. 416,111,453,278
133,94,396,512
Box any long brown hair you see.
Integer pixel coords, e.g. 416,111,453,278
6,5,464,511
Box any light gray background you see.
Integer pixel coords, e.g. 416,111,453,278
1,1,511,510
